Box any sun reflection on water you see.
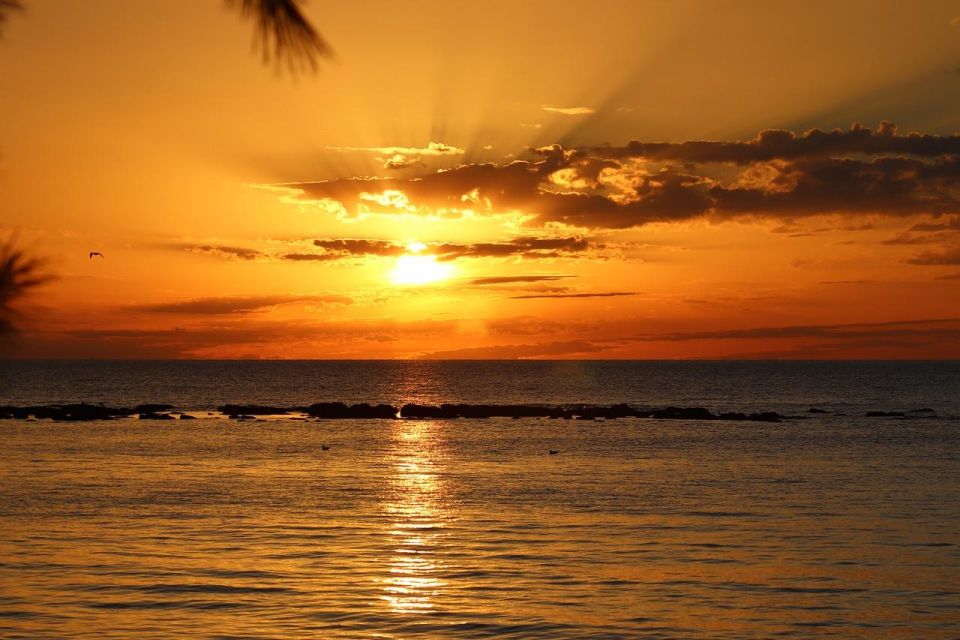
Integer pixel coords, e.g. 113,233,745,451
380,420,455,614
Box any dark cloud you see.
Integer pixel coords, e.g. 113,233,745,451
468,275,575,285
819,280,876,285
282,253,341,261
508,291,638,300
130,295,352,314
633,317,960,342
187,244,262,261
285,123,960,229
313,239,407,256
282,237,599,262
432,237,596,261
22,318,460,358
421,339,610,359
583,121,960,164
882,232,939,245
906,245,960,265
908,216,960,232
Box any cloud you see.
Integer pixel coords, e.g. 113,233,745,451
279,237,600,262
186,244,262,261
584,121,959,163
174,237,601,265
906,245,960,265
284,123,960,230
542,106,595,116
130,294,352,314
313,238,408,257
882,232,939,245
421,339,610,359
24,317,462,358
468,275,575,285
909,216,960,232
432,237,597,261
818,280,875,285
633,317,960,342
327,142,464,171
327,142,464,157
282,253,342,261
508,291,638,299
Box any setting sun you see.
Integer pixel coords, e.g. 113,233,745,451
389,253,454,286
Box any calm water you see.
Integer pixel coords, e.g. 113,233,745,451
0,361,958,638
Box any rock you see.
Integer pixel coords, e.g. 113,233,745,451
219,404,290,415
178,414,197,420
651,406,717,420
865,411,905,417
808,408,829,413
719,412,748,421
572,404,642,419
400,404,456,419
305,402,397,419
46,403,133,421
134,403,175,414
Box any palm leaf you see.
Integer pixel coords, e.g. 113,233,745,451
226,0,333,73
0,236,51,335
0,0,23,37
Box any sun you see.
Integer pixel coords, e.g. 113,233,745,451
389,244,453,286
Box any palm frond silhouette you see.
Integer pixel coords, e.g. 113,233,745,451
2,1,331,70
0,0,23,36
0,236,50,335
226,0,333,73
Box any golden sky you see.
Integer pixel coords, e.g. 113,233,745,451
2,0,960,359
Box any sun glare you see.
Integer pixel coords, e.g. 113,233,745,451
389,252,453,286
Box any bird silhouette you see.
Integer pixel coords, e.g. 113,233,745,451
549,449,559,455
321,444,330,451
89,252,103,259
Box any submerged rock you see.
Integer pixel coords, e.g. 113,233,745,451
45,404,133,421
650,406,716,420
305,402,397,419
218,404,290,416
0,401,801,424
134,403,175,414
139,412,175,420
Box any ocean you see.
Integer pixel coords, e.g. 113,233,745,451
0,360,958,638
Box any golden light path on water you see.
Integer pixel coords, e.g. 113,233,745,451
380,419,455,614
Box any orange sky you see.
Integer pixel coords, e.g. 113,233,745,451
2,0,960,359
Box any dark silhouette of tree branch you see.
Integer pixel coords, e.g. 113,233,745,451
226,0,333,73
0,235,51,335
0,0,23,37
1,1,331,71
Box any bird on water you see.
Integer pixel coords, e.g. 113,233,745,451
89,252,103,259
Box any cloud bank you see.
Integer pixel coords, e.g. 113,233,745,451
285,123,960,230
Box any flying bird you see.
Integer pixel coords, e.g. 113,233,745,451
89,252,103,259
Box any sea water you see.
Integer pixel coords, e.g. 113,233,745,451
0,361,957,638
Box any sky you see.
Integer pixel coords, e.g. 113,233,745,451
2,0,960,359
